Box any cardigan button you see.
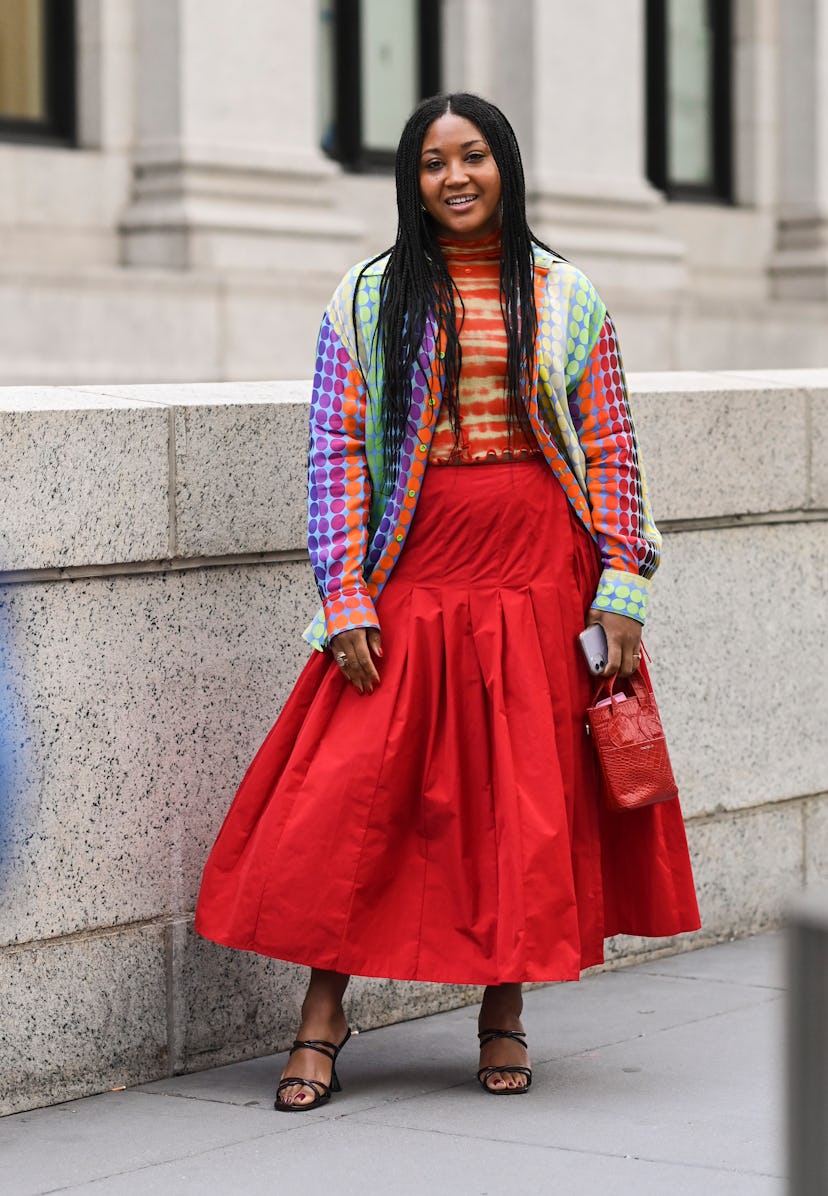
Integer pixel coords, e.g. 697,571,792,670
395,533,404,542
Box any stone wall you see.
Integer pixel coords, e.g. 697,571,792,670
1,372,826,1117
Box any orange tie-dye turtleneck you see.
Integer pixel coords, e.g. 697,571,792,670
429,231,540,465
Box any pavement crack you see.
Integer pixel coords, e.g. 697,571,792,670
130,1088,266,1109
636,970,784,992
342,1117,784,1180
28,1121,310,1195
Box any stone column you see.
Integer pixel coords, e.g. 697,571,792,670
527,0,685,297
441,0,534,155
732,0,778,208
769,0,828,299
120,0,359,273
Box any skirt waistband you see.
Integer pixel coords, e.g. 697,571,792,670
383,457,596,591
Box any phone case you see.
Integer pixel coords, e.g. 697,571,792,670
578,624,608,674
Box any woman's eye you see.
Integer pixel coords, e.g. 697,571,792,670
423,160,443,171
467,153,485,162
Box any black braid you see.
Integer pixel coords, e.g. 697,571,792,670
353,92,560,482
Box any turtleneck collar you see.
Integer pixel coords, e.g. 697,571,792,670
437,229,502,263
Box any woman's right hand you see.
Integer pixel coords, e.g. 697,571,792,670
586,609,642,678
329,628,383,695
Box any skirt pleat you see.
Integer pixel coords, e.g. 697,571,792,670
195,459,700,983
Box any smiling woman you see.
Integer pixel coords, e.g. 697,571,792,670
195,92,700,1112
418,114,503,240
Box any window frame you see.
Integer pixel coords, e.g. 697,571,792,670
0,0,76,147
328,0,441,171
646,0,732,202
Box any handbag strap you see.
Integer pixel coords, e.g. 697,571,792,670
591,653,652,712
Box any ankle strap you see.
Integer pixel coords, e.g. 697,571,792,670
478,1029,527,1048
289,1037,338,1060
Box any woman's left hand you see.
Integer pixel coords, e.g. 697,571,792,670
586,609,642,678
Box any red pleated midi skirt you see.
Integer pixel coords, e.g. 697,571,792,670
195,459,700,984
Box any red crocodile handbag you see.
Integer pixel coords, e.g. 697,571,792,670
585,669,679,812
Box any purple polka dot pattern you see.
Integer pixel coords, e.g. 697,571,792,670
307,311,379,642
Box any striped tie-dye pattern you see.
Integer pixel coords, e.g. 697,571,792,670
429,232,540,464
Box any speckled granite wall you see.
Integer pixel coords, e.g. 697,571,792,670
1,373,826,1115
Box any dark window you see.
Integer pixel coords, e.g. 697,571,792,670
319,0,440,170
646,0,732,201
0,0,75,145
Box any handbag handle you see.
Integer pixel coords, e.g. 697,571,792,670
592,654,651,714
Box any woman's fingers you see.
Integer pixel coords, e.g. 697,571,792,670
330,628,382,694
604,633,623,677
351,634,380,693
367,628,383,659
619,639,640,677
588,611,642,678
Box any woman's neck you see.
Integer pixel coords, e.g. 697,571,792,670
437,228,502,262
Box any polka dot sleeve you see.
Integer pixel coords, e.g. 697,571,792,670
567,315,662,624
307,310,380,644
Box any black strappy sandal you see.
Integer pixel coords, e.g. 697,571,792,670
274,1028,352,1112
477,1028,533,1095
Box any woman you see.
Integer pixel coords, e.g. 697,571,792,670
195,93,700,1109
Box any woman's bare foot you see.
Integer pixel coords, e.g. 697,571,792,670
478,983,531,1092
277,968,350,1108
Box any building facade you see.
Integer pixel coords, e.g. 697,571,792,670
1,0,827,384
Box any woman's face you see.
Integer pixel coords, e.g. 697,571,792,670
418,112,502,241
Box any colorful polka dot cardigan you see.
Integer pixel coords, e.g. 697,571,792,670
304,246,660,650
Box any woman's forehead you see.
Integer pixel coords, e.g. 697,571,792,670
421,112,487,154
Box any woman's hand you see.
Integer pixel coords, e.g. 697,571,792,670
329,628,383,695
586,610,642,678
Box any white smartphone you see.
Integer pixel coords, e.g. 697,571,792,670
578,624,608,674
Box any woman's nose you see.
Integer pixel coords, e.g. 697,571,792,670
445,158,470,185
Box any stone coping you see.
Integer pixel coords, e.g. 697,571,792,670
1,369,826,573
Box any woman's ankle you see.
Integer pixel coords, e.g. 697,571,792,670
299,998,346,1026
479,983,524,1029
298,968,350,1031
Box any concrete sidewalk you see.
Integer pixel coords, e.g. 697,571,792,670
2,933,786,1195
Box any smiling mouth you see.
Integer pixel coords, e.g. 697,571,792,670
445,195,478,208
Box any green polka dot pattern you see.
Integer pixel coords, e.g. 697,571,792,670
591,570,650,622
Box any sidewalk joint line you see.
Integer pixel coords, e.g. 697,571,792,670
341,1115,783,1179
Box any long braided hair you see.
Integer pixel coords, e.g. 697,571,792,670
354,92,556,482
